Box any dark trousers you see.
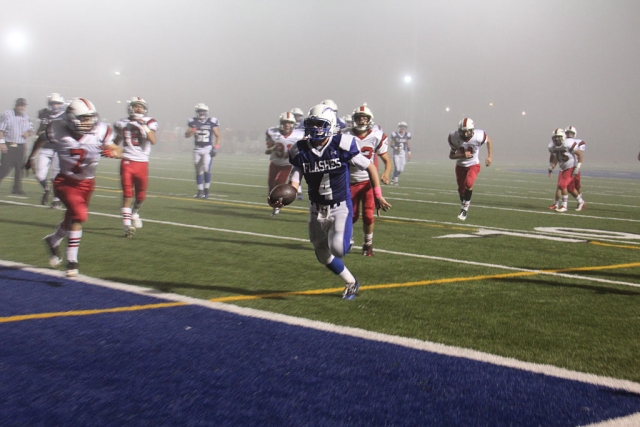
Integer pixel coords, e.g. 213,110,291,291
0,144,26,193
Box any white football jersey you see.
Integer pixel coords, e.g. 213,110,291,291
548,139,580,171
448,129,488,167
46,120,114,180
347,128,388,183
114,116,159,162
566,137,585,152
266,127,304,167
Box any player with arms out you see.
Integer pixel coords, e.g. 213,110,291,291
265,111,304,216
448,118,493,221
26,98,121,277
185,103,221,198
548,128,584,213
345,104,391,256
269,104,391,300
113,97,158,237
389,122,411,186
34,93,66,207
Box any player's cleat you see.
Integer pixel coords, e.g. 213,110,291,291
43,234,62,267
457,209,467,221
194,190,204,198
203,189,210,199
342,278,361,300
297,193,304,200
271,207,280,217
66,262,79,277
362,243,373,257
576,201,585,211
50,200,63,209
124,226,136,238
41,189,51,206
556,206,568,213
549,204,558,210
132,213,143,229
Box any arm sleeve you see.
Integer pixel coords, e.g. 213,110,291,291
349,152,372,170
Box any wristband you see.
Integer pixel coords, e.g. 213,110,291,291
575,162,581,170
214,144,220,149
0,138,5,144
373,186,382,199
548,163,554,170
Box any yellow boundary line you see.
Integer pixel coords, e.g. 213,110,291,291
3,261,638,324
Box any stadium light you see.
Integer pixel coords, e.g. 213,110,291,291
404,75,412,84
445,107,450,112
6,31,27,52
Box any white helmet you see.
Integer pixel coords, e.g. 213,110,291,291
127,96,148,118
195,103,209,120
398,121,408,128
48,93,65,113
65,97,99,134
304,104,336,144
352,104,374,132
565,126,577,138
279,111,296,132
342,114,353,128
552,128,566,146
458,118,475,141
321,99,338,113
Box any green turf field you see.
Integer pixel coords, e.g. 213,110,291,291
1,152,639,382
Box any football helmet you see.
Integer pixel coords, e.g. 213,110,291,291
127,96,148,118
304,104,336,144
290,107,304,122
552,128,566,146
565,126,577,138
279,111,296,132
66,98,99,134
342,114,353,128
352,104,374,132
458,118,475,141
195,103,209,120
398,121,408,129
321,99,338,113
47,93,65,113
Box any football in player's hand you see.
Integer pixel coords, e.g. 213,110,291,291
269,184,297,206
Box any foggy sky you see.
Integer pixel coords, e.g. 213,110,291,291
1,0,639,163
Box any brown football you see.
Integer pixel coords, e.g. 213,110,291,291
269,184,297,206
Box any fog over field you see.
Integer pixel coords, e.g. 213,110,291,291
1,0,638,164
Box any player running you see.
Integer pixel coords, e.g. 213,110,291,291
269,104,391,300
265,111,304,216
185,103,221,199
344,104,391,256
113,97,158,237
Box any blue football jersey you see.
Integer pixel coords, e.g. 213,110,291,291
187,117,219,147
289,134,360,205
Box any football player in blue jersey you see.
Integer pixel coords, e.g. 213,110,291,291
185,103,221,198
269,104,391,300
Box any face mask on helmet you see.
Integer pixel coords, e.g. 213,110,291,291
458,118,475,141
304,118,334,144
48,93,65,114
352,113,372,131
552,128,566,146
127,99,148,118
279,112,296,132
66,98,99,134
565,126,577,138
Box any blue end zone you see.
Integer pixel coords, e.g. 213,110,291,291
1,267,639,426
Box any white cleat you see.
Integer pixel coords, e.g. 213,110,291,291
556,206,568,213
132,213,143,228
457,209,467,221
124,226,136,238
576,201,585,211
